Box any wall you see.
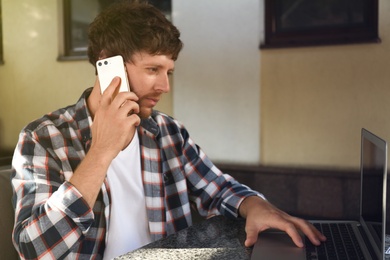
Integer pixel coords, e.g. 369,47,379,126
173,0,261,164
260,0,390,169
0,0,172,152
1,1,390,170
0,0,94,151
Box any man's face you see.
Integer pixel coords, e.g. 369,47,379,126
125,52,174,119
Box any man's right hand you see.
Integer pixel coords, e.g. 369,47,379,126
69,77,140,208
91,76,141,161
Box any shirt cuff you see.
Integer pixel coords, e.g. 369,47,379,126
47,181,95,233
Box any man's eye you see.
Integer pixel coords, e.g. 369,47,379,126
148,68,158,73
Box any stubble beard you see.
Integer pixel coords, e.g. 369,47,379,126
138,106,153,119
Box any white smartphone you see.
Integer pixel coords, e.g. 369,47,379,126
96,55,130,94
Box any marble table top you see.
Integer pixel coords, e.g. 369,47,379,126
115,215,390,259
115,215,251,260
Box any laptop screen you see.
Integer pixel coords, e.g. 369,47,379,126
360,128,387,258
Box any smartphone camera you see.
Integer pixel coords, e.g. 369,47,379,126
98,62,102,66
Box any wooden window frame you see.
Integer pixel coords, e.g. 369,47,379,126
261,0,380,49
59,0,171,61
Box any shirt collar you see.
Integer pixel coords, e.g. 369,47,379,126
75,88,94,151
75,88,161,148
140,111,160,136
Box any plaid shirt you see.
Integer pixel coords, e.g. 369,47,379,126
11,88,261,259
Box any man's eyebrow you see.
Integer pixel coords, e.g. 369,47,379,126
144,63,175,71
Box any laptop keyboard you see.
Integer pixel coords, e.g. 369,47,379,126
304,223,365,260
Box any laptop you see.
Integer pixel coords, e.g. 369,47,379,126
251,128,388,260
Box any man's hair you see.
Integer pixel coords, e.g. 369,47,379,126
87,1,183,68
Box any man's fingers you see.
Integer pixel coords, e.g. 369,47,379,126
283,224,304,248
128,113,141,127
239,195,326,249
119,100,140,117
295,220,326,246
245,214,324,249
245,222,304,248
100,77,139,114
100,77,121,107
244,226,259,247
112,91,139,110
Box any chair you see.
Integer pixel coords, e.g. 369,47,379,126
0,168,19,259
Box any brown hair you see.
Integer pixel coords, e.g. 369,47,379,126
87,1,183,68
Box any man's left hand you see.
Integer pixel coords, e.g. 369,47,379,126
238,196,327,248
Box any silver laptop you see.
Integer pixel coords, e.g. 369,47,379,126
251,128,387,260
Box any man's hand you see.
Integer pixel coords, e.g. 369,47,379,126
239,196,327,248
91,76,141,160
69,77,140,208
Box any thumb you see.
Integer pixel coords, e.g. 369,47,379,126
245,226,259,247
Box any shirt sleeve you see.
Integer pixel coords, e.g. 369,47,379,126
179,125,265,219
11,129,95,259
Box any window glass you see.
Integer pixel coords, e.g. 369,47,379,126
61,0,171,59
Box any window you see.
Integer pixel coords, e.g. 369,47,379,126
59,0,171,60
261,0,380,48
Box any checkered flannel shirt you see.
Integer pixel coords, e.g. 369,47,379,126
11,88,261,259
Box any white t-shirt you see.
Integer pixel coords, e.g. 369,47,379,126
103,131,151,260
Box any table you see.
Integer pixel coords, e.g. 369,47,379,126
115,215,390,259
115,215,251,260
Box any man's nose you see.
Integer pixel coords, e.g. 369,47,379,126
155,74,170,93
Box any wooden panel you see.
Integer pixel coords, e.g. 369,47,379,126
217,163,360,220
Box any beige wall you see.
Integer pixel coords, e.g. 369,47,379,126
0,0,172,151
173,0,261,164
260,0,390,169
1,0,390,170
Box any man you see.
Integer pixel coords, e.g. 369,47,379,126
11,1,326,259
